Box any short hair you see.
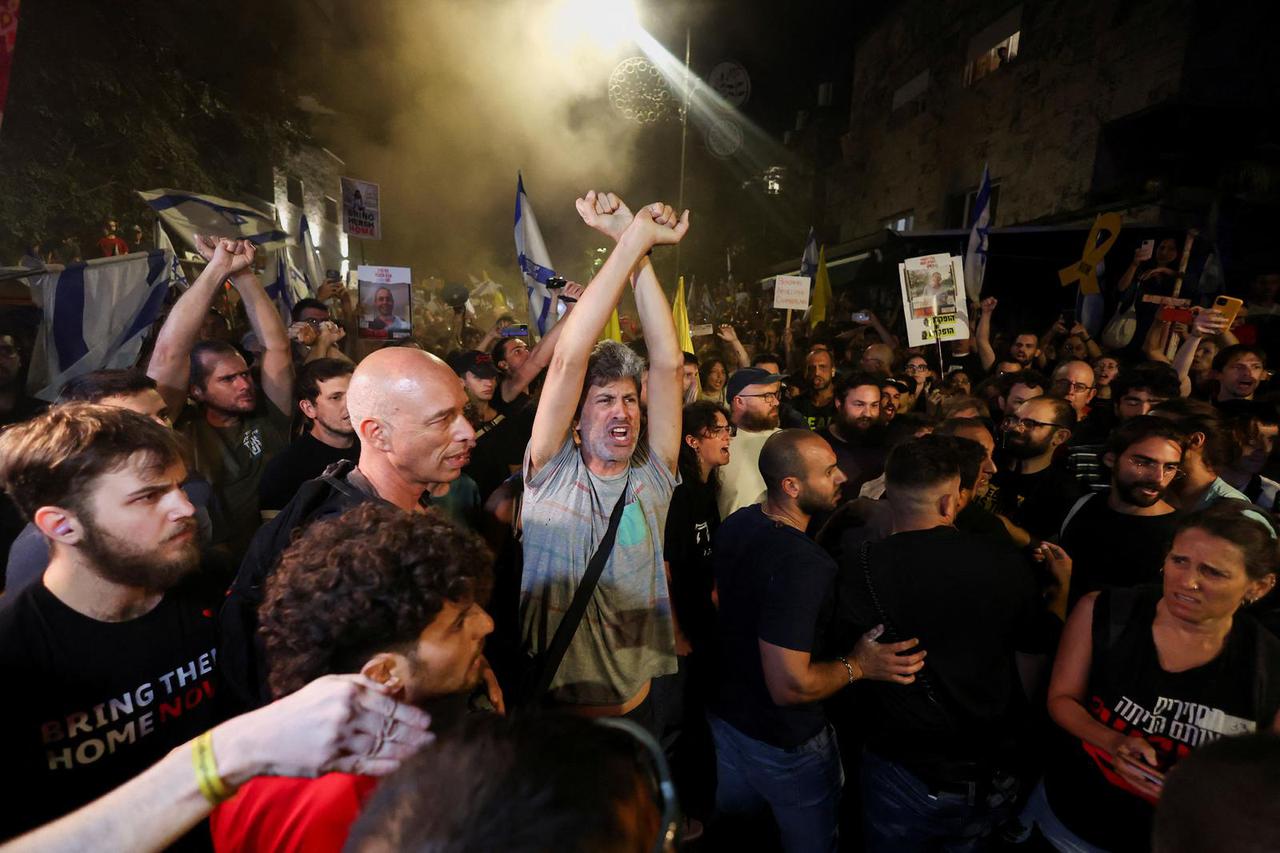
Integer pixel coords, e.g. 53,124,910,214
682,351,699,367
885,434,961,493
1212,344,1267,373
883,412,936,450
1151,398,1232,470
348,713,665,853
934,416,992,443
0,403,186,519
296,358,354,404
947,435,987,492
58,369,157,404
751,352,782,368
189,339,244,390
758,429,820,495
939,395,990,419
259,503,493,699
1105,413,1189,460
579,341,645,415
1173,503,1280,582
1153,733,1280,853
1001,370,1049,396
1111,362,1182,401
290,297,330,322
1012,329,1040,343
1024,395,1077,431
834,371,885,404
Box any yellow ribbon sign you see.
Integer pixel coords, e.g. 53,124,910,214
1059,213,1122,295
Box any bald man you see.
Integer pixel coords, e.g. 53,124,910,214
220,347,477,708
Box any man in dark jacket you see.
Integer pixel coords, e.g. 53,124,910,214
219,347,477,708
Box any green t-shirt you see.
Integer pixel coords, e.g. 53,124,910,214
178,401,291,559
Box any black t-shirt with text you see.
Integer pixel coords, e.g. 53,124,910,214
711,505,837,749
1044,586,1280,851
663,478,720,653
0,575,226,842
792,394,836,432
825,526,1044,779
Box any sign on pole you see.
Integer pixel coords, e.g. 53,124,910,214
897,253,971,347
357,265,411,340
772,275,811,311
341,177,381,240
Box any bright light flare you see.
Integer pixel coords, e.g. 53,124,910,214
545,0,640,53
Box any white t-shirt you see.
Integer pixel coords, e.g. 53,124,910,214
716,427,779,520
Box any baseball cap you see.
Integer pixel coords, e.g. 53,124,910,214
726,367,783,402
882,375,913,393
448,350,501,379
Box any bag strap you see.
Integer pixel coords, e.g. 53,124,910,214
860,542,943,711
533,477,631,697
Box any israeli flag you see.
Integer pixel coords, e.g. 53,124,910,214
963,164,992,304
514,173,561,336
289,214,323,297
138,188,291,251
261,247,312,326
800,227,818,279
25,251,174,401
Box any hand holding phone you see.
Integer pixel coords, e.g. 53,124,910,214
1135,239,1155,262
500,324,529,338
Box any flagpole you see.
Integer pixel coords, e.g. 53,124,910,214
674,26,691,281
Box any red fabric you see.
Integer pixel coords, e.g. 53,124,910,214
209,773,379,853
97,235,130,257
0,1,21,130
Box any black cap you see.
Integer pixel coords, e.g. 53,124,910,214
882,375,912,393
448,350,500,379
726,367,783,402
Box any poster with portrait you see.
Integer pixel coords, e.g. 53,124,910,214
341,176,381,240
897,253,971,347
357,265,412,340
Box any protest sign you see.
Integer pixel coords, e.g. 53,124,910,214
357,265,411,340
773,275,811,310
897,254,971,347
341,177,381,240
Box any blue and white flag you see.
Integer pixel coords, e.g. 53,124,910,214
155,223,190,290
26,251,174,400
963,164,992,304
288,214,323,298
800,227,818,279
138,188,291,251
514,173,561,336
262,247,312,326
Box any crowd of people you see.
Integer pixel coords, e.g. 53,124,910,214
0,189,1278,853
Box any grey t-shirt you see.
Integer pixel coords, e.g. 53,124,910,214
520,437,679,705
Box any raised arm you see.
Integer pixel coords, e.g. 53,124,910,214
499,282,583,404
976,297,998,371
854,309,899,349
146,238,251,417
227,258,293,414
1173,309,1229,397
526,193,688,475
633,258,682,473
715,324,751,370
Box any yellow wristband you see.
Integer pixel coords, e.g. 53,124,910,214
192,731,232,805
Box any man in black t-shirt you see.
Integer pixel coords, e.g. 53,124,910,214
793,348,837,431
827,435,1044,852
986,397,1085,541
0,405,224,845
1060,416,1187,609
260,358,359,513
820,372,887,496
710,429,920,852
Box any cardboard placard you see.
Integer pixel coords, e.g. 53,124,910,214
897,254,971,347
341,177,381,240
357,265,412,340
773,275,811,310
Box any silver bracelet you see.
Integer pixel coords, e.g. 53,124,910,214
838,656,856,685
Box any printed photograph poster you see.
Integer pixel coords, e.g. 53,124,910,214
773,274,811,310
357,265,412,340
898,254,971,347
341,177,381,240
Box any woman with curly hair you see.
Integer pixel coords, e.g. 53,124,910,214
209,503,495,853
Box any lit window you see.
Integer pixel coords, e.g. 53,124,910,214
763,166,785,196
964,6,1022,86
883,212,915,232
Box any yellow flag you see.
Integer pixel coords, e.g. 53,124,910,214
811,246,833,323
672,276,694,355
600,309,623,343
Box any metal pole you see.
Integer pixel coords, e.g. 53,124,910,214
674,26,691,280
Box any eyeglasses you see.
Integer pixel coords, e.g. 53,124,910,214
1003,415,1066,431
299,318,327,328
737,391,780,403
1052,380,1094,393
699,425,731,438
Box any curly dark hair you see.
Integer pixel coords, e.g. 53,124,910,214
259,503,494,699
